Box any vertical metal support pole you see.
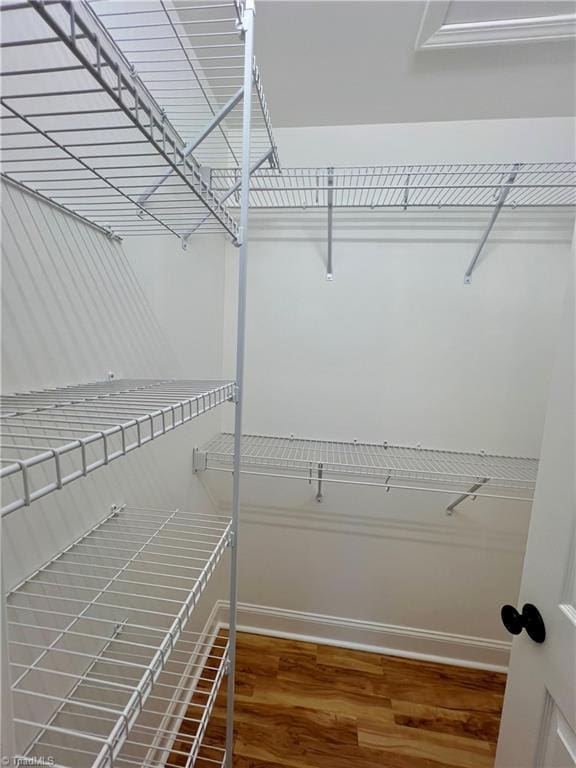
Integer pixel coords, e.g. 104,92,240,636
327,167,334,280
226,2,254,765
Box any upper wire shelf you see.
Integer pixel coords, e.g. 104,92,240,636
210,162,576,209
0,379,234,516
7,503,231,768
89,0,279,172
0,0,278,240
197,432,539,506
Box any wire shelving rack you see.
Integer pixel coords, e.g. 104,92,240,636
196,432,539,511
210,162,576,209
0,379,235,517
7,504,231,768
0,2,569,765
211,161,576,281
0,0,278,241
89,0,278,172
1,0,258,763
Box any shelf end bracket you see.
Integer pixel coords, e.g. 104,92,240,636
193,448,207,473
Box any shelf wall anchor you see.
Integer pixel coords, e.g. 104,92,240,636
192,448,207,473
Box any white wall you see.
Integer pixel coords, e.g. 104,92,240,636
212,117,574,668
1,179,230,587
273,116,575,166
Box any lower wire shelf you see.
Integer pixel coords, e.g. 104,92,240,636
6,505,231,768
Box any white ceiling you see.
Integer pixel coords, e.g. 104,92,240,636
254,0,576,127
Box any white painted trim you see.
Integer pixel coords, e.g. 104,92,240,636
416,0,576,49
416,0,451,50
216,600,510,673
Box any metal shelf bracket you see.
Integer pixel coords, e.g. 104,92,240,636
241,0,256,31
464,163,520,284
193,448,208,473
446,478,489,515
181,149,274,249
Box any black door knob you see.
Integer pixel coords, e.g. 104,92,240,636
501,603,546,644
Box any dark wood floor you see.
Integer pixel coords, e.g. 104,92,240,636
173,631,507,768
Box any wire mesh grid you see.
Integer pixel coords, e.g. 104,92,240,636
210,162,576,209
0,379,235,516
7,504,231,767
0,0,277,240
201,433,539,497
89,0,278,171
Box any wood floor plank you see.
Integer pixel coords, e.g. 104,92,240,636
382,656,505,714
316,643,385,676
277,653,391,697
249,673,392,719
166,632,506,768
223,700,357,738
234,757,295,768
358,716,494,768
236,647,281,678
238,633,318,659
235,730,467,768
392,700,503,743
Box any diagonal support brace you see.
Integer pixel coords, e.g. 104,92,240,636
464,163,520,284
446,478,489,515
181,147,274,248
138,87,244,207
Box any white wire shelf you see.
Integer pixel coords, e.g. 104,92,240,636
0,0,278,240
210,162,576,209
7,504,231,768
0,379,235,516
197,432,539,504
89,0,279,172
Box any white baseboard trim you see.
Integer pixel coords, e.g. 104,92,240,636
214,600,510,673
201,598,226,647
